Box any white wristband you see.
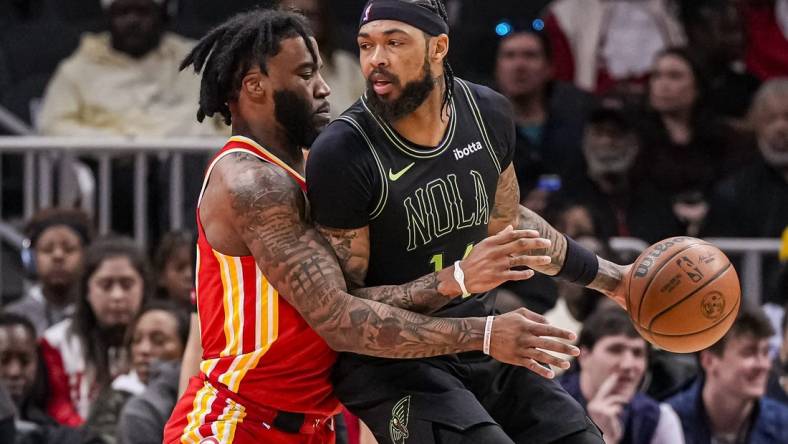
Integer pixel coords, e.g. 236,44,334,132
483,315,494,355
453,260,471,298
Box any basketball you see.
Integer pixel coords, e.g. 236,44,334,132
627,237,741,353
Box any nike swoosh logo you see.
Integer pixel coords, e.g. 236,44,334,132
388,162,415,181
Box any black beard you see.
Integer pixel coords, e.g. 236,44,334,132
273,89,321,149
365,59,435,122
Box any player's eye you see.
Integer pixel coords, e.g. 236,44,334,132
300,71,314,80
358,42,372,50
388,40,402,47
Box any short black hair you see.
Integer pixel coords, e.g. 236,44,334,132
180,7,316,125
499,28,553,62
126,299,190,351
706,305,775,356
0,312,36,341
153,230,194,272
25,207,93,248
577,306,641,351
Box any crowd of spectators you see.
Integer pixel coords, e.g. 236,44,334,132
0,0,787,443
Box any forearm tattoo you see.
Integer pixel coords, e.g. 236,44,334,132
317,225,454,314
227,155,480,357
490,164,624,291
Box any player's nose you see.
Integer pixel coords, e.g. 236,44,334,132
315,72,331,99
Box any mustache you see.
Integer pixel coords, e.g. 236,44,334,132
368,67,402,87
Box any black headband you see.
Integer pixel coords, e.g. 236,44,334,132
359,1,449,36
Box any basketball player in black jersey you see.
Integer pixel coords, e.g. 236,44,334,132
307,1,635,443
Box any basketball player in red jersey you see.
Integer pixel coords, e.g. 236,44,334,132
163,8,581,444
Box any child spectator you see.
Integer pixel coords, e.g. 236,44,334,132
153,230,194,309
6,208,93,336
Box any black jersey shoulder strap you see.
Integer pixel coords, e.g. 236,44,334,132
336,115,389,220
455,79,503,174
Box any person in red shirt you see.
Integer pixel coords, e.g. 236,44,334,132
742,0,788,79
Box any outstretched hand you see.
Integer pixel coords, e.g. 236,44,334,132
489,307,579,379
460,226,552,294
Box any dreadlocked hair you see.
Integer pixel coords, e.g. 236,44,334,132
180,8,317,125
408,0,454,113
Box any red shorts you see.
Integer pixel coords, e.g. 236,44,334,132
164,377,335,444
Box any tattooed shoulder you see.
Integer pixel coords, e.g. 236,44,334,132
226,159,306,231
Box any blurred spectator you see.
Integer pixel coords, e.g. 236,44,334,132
551,96,682,244
681,0,761,120
560,307,685,444
34,0,225,243
153,230,194,309
6,208,93,336
281,0,366,118
668,306,788,444
543,0,685,94
741,0,788,80
703,79,788,299
766,300,788,405
86,301,187,444
635,47,752,236
37,0,223,136
0,313,102,444
41,237,150,426
494,29,593,198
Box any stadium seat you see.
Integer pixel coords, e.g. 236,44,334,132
176,0,275,29
43,0,104,25
0,74,50,125
0,21,81,85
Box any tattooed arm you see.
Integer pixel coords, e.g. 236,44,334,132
489,164,629,303
315,224,552,314
223,158,577,369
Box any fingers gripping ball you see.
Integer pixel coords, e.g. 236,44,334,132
627,237,741,353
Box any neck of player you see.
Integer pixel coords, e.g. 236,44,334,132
391,75,450,147
702,380,755,436
231,118,305,174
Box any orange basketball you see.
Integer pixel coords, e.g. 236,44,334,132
626,237,741,353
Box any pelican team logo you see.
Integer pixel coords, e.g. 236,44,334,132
389,395,411,444
701,291,725,320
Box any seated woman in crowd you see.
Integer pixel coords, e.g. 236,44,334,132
86,300,189,444
40,237,150,426
635,47,754,236
153,230,195,310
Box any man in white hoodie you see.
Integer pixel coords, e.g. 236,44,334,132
38,0,224,137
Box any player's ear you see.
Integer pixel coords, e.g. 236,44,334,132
431,34,449,63
241,70,268,103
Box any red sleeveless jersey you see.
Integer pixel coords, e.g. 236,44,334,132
194,136,339,416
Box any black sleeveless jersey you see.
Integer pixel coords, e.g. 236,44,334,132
307,79,516,317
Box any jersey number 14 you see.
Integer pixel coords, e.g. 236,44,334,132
429,243,475,272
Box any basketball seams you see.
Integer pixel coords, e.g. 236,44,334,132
649,296,740,338
634,241,711,326
646,262,733,333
